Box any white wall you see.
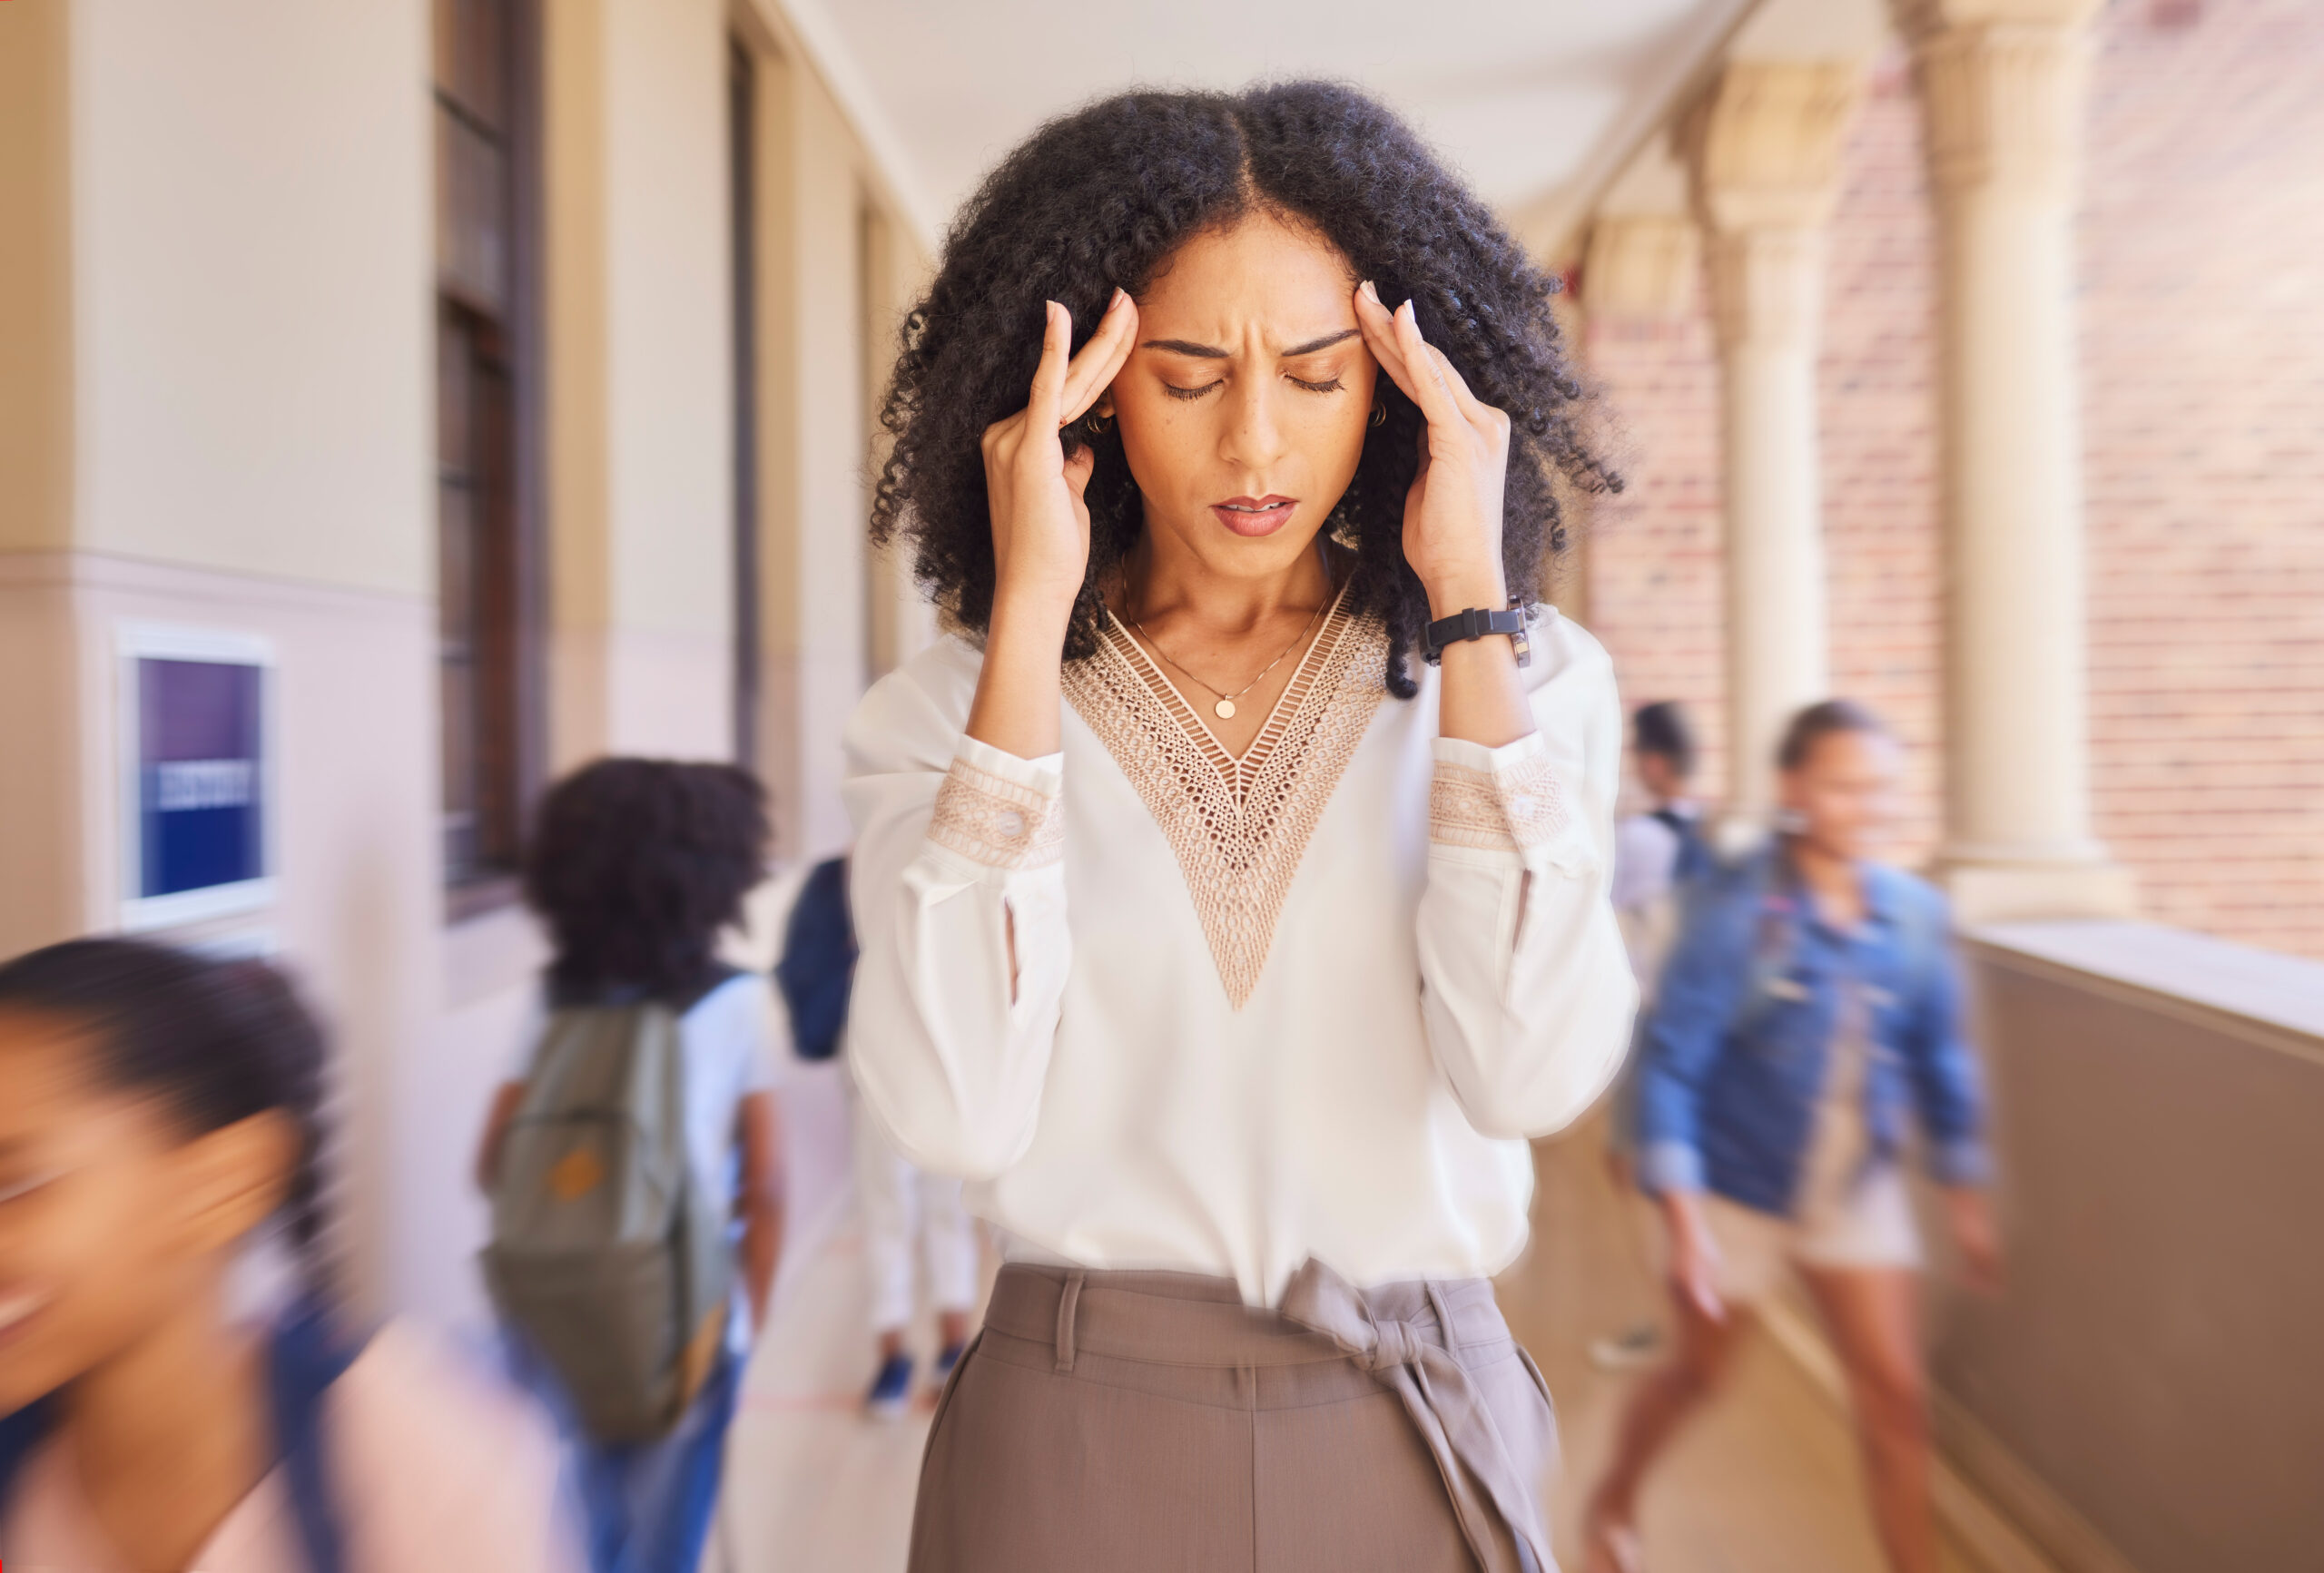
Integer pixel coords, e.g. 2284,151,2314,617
72,0,434,597
601,0,737,760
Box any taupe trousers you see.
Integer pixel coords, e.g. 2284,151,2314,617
907,1262,1560,1573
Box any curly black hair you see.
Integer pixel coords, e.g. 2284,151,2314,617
523,759,771,1002
872,80,1619,699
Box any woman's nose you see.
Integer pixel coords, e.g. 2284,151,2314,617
1218,378,1291,471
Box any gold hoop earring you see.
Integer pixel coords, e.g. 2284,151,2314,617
1085,410,1112,434
1369,399,1387,428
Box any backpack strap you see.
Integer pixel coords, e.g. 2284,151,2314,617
0,1391,61,1529
1649,806,1714,887
268,1299,369,1573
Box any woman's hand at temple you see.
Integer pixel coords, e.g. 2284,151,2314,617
1354,280,1531,748
980,290,1140,628
1352,280,1512,619
966,290,1138,759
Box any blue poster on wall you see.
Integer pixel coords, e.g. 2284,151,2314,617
121,626,274,930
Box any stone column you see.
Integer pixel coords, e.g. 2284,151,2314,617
1690,61,1864,827
1902,0,2133,919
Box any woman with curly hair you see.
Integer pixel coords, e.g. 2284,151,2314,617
845,82,1637,1571
474,759,785,1573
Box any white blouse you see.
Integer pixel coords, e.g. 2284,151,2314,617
842,593,1638,1306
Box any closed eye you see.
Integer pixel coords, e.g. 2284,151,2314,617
1290,374,1344,393
1162,380,1223,401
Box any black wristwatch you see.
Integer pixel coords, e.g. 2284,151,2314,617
1423,600,1532,667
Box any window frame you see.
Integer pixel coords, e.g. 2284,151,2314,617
434,0,546,921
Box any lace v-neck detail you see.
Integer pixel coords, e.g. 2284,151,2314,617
1064,591,1387,1008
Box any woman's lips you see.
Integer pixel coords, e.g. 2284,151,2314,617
1212,496,1298,538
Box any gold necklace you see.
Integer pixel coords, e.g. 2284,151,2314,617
1125,592,1331,722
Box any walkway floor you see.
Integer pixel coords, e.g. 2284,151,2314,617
711,1113,1983,1572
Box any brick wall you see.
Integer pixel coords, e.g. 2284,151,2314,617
1581,61,1944,863
1578,0,2323,958
2081,0,2324,957
1579,309,1730,810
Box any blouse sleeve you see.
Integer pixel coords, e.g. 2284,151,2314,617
841,651,1070,1180
1415,614,1639,1140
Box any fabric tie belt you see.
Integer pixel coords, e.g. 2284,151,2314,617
1279,1259,1553,1573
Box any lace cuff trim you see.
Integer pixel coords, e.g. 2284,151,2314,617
929,756,1064,870
1431,751,1571,859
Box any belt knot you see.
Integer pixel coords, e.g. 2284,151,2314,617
1364,1316,1422,1371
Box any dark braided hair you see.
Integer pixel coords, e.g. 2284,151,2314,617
0,939,334,1283
523,759,771,1002
872,81,1620,699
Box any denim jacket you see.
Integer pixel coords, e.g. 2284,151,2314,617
1631,845,1989,1215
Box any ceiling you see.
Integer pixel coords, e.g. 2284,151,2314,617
780,0,1759,256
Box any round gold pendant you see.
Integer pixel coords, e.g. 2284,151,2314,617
1214,698,1237,720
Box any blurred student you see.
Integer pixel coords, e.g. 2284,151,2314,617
1590,699,1711,1372
478,760,785,1573
1582,701,2001,1573
1610,699,1709,989
0,939,573,1572
773,856,976,1421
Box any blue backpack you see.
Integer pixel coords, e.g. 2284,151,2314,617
774,857,856,1063
0,1301,362,1572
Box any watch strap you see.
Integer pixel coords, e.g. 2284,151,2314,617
1423,601,1533,667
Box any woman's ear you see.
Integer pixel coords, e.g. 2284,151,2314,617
174,1110,300,1255
1092,388,1116,419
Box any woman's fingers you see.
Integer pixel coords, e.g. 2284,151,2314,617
1423,342,1500,433
1391,297,1465,432
1059,290,1137,424
1354,280,1424,407
1025,300,1074,431
1356,281,1509,439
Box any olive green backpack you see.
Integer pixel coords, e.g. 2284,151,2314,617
483,973,736,1442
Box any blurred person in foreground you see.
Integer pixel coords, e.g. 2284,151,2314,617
771,855,978,1421
0,939,574,1571
1590,699,1710,1372
477,759,786,1573
1581,700,2001,1573
846,81,1635,1573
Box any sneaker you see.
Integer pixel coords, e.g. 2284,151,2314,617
931,1342,967,1391
1588,1319,1665,1372
864,1352,915,1421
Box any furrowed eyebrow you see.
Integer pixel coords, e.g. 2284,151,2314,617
1281,328,1362,357
1139,329,1362,360
1141,339,1230,359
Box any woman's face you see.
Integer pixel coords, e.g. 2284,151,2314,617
1103,211,1378,583
0,1013,290,1411
1780,728,1902,864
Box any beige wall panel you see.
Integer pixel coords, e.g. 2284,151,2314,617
753,58,871,860
0,0,74,556
548,0,737,765
545,0,615,770
747,39,804,849
602,0,734,652
0,565,87,951
71,0,432,597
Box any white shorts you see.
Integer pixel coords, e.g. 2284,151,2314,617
1653,1165,1925,1307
